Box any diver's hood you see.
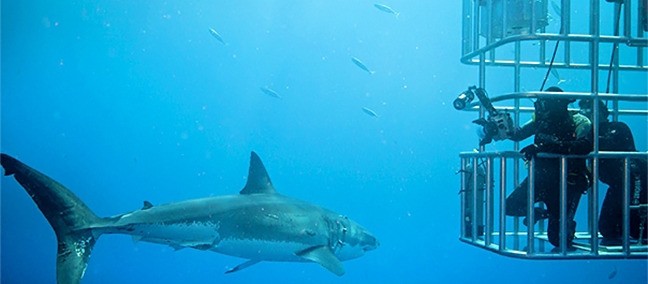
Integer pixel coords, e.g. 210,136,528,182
535,86,572,115
535,98,569,114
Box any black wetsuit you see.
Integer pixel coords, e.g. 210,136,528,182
505,111,592,247
597,121,648,241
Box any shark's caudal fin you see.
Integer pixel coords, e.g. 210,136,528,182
1,154,101,284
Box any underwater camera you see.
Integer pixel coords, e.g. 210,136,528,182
456,86,514,146
453,89,476,110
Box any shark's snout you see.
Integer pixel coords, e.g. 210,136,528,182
361,231,379,252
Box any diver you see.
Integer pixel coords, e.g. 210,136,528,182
503,87,593,248
605,0,648,31
578,99,648,245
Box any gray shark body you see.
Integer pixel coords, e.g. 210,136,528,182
103,193,372,268
0,152,378,284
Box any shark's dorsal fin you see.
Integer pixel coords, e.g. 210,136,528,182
240,152,276,195
142,200,153,210
296,245,345,276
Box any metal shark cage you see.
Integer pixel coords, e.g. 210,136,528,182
458,0,648,259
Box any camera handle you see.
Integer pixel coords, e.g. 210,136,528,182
467,87,514,146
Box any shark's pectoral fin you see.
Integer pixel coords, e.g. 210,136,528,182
225,259,261,274
296,245,345,276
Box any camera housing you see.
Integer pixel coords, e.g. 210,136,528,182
457,86,514,145
453,90,475,110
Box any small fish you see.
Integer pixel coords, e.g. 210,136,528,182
361,107,379,117
374,4,399,17
557,79,567,86
551,1,561,16
608,266,618,279
550,68,560,80
209,28,226,45
351,57,375,74
260,87,282,99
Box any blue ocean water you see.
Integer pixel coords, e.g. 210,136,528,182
1,1,647,283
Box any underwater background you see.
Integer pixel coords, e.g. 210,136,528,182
1,1,647,283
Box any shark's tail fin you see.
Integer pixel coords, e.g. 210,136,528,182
1,154,101,284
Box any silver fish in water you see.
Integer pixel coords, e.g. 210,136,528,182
351,57,375,74
374,4,399,17
260,87,282,99
551,68,560,80
608,266,618,279
361,107,379,117
209,28,226,45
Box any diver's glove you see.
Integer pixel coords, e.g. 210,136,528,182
473,118,499,146
520,144,540,161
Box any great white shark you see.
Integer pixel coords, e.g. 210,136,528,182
0,152,378,283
